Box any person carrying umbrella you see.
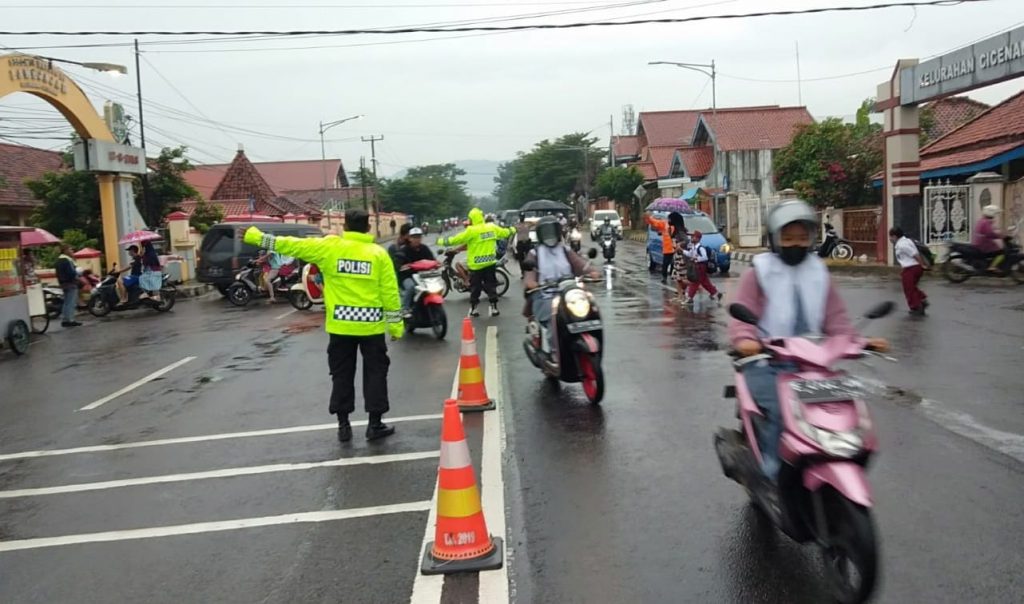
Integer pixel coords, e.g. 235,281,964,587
646,210,685,284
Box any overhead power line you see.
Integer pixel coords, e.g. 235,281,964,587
0,1,989,36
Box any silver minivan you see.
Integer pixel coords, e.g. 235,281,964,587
590,210,623,240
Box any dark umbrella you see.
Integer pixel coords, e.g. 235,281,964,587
519,199,573,212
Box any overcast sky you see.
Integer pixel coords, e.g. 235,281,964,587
1,0,1022,175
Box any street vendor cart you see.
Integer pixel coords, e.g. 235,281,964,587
0,226,34,355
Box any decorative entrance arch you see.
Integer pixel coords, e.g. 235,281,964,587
874,25,1024,264
2,53,122,267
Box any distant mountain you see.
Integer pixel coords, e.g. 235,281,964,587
389,159,503,197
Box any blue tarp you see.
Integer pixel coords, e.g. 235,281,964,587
681,188,698,200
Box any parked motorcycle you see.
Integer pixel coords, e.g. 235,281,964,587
227,260,301,307
44,269,100,319
818,223,854,260
289,263,324,310
522,260,605,404
88,266,176,316
713,301,895,604
942,231,1023,284
403,259,448,339
569,227,583,253
439,249,511,298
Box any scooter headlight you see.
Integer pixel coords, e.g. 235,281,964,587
563,289,590,318
423,277,444,294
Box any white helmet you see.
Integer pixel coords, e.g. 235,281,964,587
982,204,1001,218
765,199,818,252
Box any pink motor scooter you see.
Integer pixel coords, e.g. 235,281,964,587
714,301,895,604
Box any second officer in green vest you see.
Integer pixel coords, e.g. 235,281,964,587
439,207,515,317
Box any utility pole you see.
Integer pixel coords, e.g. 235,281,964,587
608,114,614,168
362,135,384,237
359,157,369,212
134,39,152,226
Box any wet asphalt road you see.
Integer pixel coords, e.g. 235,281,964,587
497,239,1024,604
1,235,1023,603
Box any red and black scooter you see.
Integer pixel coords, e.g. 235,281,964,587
403,259,448,340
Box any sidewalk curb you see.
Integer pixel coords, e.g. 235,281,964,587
175,283,213,298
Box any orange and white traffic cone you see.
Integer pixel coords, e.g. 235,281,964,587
420,398,503,575
455,317,494,412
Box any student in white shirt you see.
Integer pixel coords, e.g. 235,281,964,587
889,226,928,316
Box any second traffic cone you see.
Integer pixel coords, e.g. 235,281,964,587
421,398,503,575
456,317,494,412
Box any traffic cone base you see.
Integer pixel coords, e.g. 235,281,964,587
420,398,503,575
421,536,503,575
457,318,494,412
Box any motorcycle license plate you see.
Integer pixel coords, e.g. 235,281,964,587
789,378,859,403
566,319,601,334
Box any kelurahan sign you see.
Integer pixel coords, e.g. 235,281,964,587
901,25,1024,105
73,139,148,175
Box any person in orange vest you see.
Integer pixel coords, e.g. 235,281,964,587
645,211,685,284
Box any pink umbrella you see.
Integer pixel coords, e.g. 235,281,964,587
118,230,162,245
19,227,62,247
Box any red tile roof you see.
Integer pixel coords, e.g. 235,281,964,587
612,135,641,158
697,106,814,151
918,141,1022,174
677,146,714,178
184,165,227,200
921,89,1024,156
184,158,347,200
284,187,378,206
210,150,280,208
922,96,989,143
629,161,657,181
637,109,707,147
647,145,681,178
179,198,287,218
0,142,64,208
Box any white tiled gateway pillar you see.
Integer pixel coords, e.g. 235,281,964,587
876,59,921,265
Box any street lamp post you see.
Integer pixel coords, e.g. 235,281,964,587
319,114,363,230
648,60,717,115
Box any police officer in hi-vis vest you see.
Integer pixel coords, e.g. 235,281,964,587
439,207,516,318
244,209,403,442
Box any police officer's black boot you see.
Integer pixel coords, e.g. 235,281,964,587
468,304,480,318
337,415,352,443
366,414,395,440
489,302,500,317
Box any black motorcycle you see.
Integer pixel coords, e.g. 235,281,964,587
88,267,176,317
943,235,1024,284
817,223,854,260
522,253,605,404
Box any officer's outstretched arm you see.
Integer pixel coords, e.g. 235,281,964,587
439,228,470,248
378,249,404,339
244,227,329,266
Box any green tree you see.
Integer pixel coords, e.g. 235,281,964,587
33,228,99,268
378,162,471,221
595,165,645,225
138,146,200,225
27,152,103,241
350,165,378,188
494,133,606,210
189,198,224,234
773,99,882,208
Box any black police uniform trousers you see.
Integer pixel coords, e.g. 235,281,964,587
327,333,390,418
469,265,499,306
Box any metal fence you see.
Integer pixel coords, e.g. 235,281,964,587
842,206,880,258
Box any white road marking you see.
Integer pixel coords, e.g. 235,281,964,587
78,356,197,411
478,325,510,602
0,451,440,499
0,414,443,462
274,308,298,321
0,500,431,553
409,352,463,603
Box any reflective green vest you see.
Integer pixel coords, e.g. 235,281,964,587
267,231,401,336
439,208,515,271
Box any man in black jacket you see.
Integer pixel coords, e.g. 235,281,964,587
54,244,82,327
394,227,435,317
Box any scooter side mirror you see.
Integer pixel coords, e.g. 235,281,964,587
587,248,598,259
728,303,760,326
864,301,895,320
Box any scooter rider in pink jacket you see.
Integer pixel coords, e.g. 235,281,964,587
727,200,888,481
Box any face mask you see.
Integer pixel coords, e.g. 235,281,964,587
779,245,809,266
